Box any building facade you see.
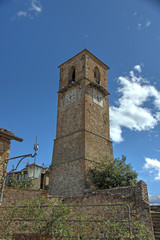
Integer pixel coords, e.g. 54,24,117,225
50,49,113,197
6,163,49,190
0,128,23,202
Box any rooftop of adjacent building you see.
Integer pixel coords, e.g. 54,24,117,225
8,163,48,175
0,127,23,142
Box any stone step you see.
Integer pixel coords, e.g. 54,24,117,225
152,212,160,215
152,218,160,222
151,209,160,240
153,228,160,233
152,222,160,227
154,232,160,238
151,214,160,219
151,206,160,212
152,219,160,222
153,223,160,227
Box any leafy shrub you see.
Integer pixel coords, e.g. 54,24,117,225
8,171,32,189
89,155,137,189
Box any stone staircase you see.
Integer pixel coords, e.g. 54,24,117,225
151,206,160,240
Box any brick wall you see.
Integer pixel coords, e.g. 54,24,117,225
0,137,10,192
63,181,154,238
49,159,86,197
1,187,47,206
50,50,113,198
0,182,155,239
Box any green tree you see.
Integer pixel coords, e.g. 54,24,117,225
89,155,137,189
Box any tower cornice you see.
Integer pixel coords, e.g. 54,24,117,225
58,77,110,95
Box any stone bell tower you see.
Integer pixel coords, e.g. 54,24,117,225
50,49,113,197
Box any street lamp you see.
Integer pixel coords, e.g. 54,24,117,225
0,136,39,203
26,136,39,179
26,164,40,179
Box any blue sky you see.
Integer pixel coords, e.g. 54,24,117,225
1,0,160,203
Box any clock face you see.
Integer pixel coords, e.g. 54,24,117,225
93,88,103,107
65,88,77,106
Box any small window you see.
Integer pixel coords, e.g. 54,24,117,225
69,66,76,85
94,67,100,84
23,173,28,180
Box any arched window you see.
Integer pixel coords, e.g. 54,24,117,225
69,66,76,85
94,67,100,84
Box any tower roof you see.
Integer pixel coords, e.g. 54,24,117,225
58,49,110,70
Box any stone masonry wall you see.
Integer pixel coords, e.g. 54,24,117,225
50,50,113,198
85,131,113,162
56,85,85,139
63,181,154,238
1,187,47,206
49,159,86,197
85,84,110,141
85,53,109,90
0,183,154,239
59,52,85,91
0,137,10,192
52,131,85,167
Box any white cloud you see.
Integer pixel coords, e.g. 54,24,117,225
17,11,27,17
110,66,160,143
149,194,160,204
144,158,160,180
137,20,151,30
131,11,151,31
137,23,142,30
134,65,142,73
16,0,42,19
30,0,42,13
146,20,151,28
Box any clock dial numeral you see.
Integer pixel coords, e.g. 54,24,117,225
65,89,77,106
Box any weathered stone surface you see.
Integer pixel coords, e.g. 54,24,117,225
63,181,154,239
1,187,47,206
0,137,10,191
50,50,113,197
0,128,23,198
50,160,86,197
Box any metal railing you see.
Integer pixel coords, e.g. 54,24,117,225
0,203,132,239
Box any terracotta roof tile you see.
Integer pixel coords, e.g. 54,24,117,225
0,128,23,142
